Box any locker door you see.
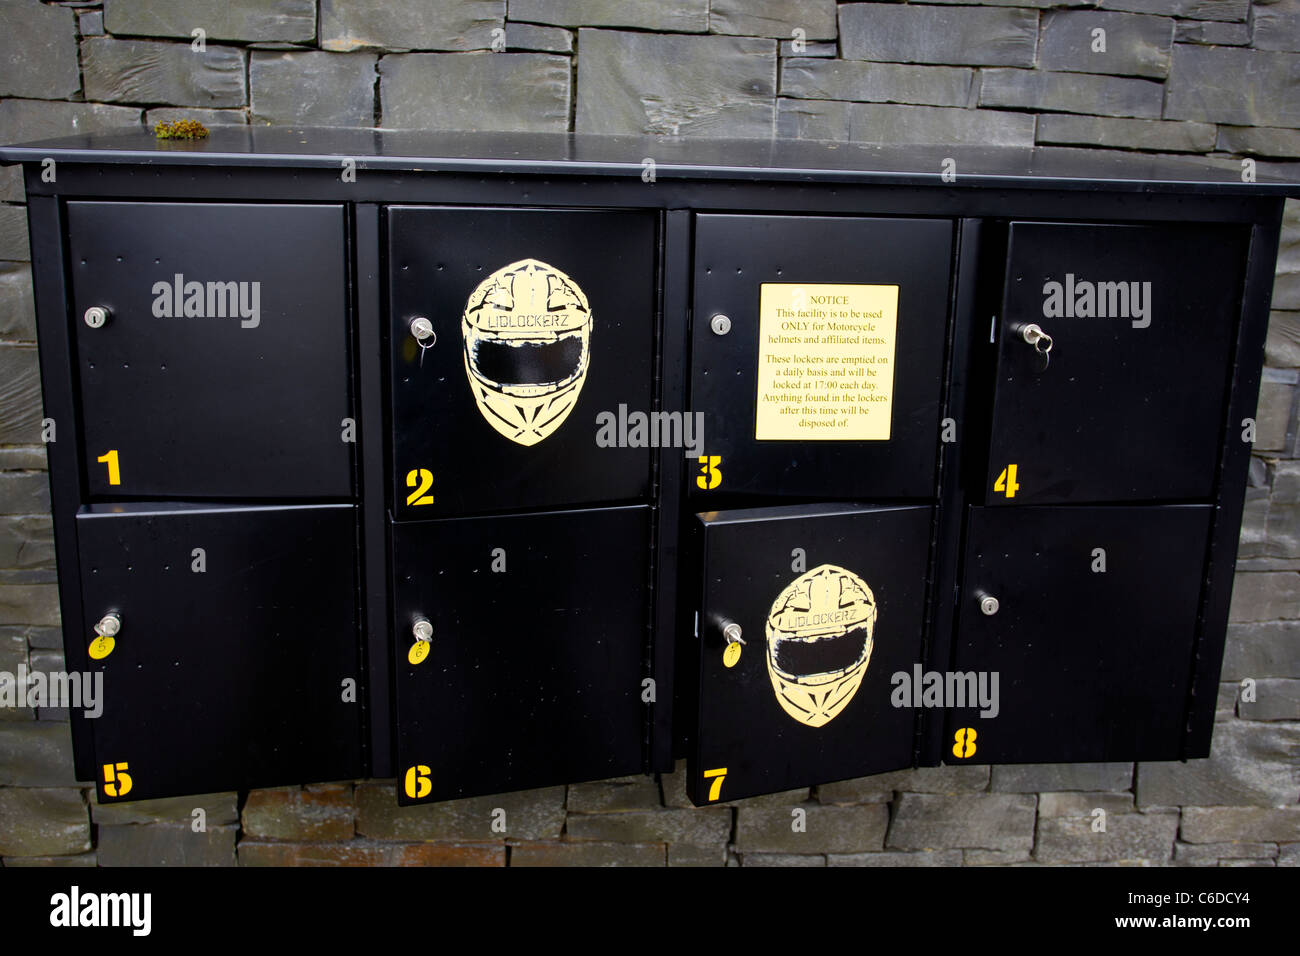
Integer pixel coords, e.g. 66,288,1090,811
392,505,651,803
947,505,1212,764
688,503,932,804
985,222,1246,505
76,503,362,802
388,207,657,518
67,202,353,499
691,214,952,502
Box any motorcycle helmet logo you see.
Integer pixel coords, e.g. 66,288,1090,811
764,564,876,728
461,258,592,446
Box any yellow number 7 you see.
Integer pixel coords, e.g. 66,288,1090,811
703,767,727,802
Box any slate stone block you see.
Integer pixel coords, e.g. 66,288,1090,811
840,4,1039,67
380,52,570,132
576,30,776,138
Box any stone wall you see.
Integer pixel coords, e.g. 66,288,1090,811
0,0,1297,867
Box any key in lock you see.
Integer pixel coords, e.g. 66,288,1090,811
1018,323,1054,372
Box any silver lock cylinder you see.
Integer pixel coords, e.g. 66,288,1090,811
710,314,732,336
94,612,121,637
84,306,110,329
977,593,1000,616
412,618,433,643
720,619,745,645
409,316,436,345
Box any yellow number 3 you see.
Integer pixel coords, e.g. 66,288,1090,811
103,761,133,798
696,455,722,490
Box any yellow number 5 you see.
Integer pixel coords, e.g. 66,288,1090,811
103,761,133,798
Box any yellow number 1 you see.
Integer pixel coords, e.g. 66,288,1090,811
97,450,121,486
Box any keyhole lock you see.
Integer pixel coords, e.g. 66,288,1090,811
409,317,436,346
84,306,110,329
407,618,433,665
977,592,1000,616
88,612,120,661
710,314,732,336
720,618,745,668
1018,323,1053,371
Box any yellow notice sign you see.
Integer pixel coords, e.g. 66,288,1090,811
755,283,899,440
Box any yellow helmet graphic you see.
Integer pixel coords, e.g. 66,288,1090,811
461,258,592,446
765,564,876,728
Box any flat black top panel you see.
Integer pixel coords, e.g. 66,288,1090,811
3,128,1298,197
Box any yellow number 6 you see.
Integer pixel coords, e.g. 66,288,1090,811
404,764,432,799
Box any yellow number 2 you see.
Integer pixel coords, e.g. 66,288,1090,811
97,449,121,486
993,464,1019,499
103,761,133,798
405,468,434,506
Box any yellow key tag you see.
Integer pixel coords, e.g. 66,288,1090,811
408,640,430,666
723,642,742,668
88,635,115,660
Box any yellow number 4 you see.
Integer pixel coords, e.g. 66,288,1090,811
404,764,432,800
703,767,727,802
696,455,722,491
103,761,133,798
97,449,121,486
993,464,1019,499
405,468,434,506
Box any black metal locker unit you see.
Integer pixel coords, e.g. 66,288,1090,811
1,128,1294,808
